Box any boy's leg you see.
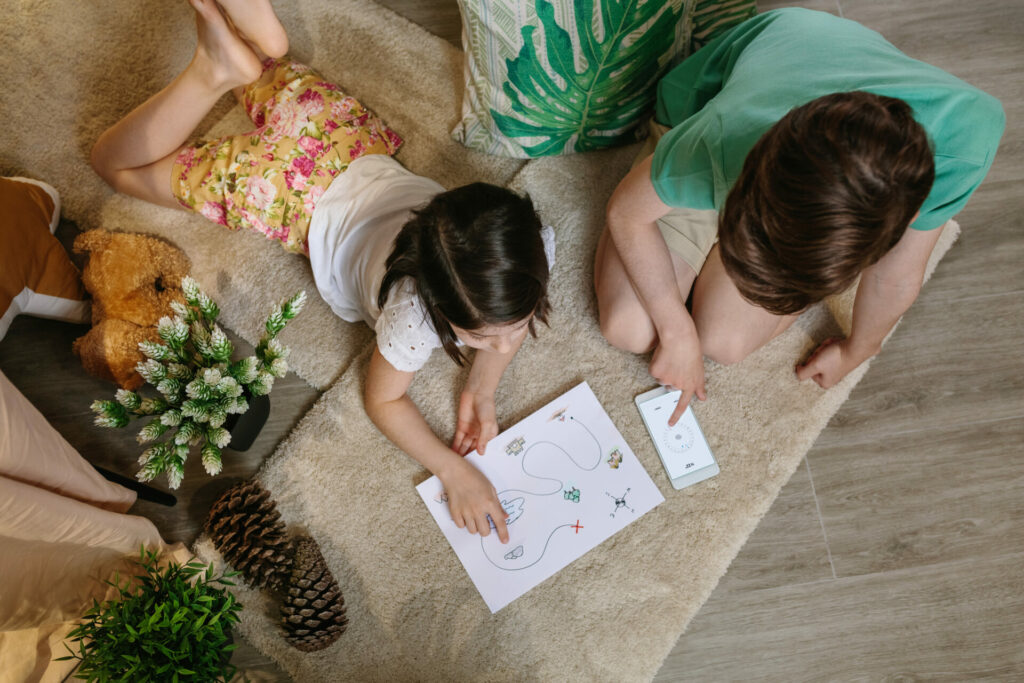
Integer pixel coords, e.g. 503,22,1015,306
90,0,262,209
691,245,799,365
593,227,698,354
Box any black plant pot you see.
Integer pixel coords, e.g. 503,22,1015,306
223,393,270,451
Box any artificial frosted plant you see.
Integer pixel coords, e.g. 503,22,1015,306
91,276,305,489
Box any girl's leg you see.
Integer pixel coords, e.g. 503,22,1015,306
218,0,289,59
90,0,263,209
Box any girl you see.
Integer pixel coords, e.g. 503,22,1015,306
91,0,555,544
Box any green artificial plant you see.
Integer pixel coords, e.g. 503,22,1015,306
56,547,242,682
90,276,305,488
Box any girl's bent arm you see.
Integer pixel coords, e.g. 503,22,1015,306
453,330,526,457
363,347,510,543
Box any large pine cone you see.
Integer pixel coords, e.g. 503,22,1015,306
280,536,348,652
205,480,293,589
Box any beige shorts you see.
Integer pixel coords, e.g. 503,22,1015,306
634,119,719,274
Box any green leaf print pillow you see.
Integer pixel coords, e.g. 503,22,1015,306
452,0,696,158
690,0,759,51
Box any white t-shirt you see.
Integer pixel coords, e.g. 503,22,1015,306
307,155,444,325
307,154,556,373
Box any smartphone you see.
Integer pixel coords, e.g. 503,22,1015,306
634,386,719,490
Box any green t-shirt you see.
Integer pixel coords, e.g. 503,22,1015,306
650,8,1004,230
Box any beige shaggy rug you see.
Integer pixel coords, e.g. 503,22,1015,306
2,0,958,680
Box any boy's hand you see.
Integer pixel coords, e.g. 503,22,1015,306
649,336,707,426
796,337,865,388
453,390,499,456
440,457,510,543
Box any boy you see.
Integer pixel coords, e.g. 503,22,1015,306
594,8,1004,423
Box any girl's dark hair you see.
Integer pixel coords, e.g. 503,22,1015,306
718,91,935,315
377,182,551,365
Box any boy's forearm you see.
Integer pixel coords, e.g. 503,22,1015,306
608,214,695,340
846,266,922,360
605,156,694,340
846,224,941,360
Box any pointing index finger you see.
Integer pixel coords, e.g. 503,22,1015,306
669,389,692,426
493,506,510,543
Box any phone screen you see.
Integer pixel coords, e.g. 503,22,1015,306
637,389,716,479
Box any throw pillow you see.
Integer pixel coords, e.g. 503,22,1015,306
0,177,89,340
452,0,695,158
690,0,758,51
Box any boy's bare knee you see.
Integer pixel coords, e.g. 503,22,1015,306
700,328,754,366
597,303,655,354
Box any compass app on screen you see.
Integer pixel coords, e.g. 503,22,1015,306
637,389,715,480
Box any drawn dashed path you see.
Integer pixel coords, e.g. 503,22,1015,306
480,417,610,571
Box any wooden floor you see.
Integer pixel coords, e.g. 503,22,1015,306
1,0,1020,680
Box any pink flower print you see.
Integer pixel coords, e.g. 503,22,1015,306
324,119,339,134
284,169,307,191
265,101,308,142
315,81,341,92
262,152,275,162
288,61,312,75
200,201,228,226
297,89,325,117
349,139,367,160
253,109,266,128
292,155,315,177
297,135,324,158
387,129,404,149
303,185,325,214
285,156,315,191
237,203,285,241
245,175,277,211
175,147,200,179
330,97,359,122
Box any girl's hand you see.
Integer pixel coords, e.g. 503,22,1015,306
796,337,866,388
452,390,499,456
440,458,510,543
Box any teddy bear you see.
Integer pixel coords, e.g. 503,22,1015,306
72,229,191,389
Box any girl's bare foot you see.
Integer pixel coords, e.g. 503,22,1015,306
217,0,289,59
190,0,263,92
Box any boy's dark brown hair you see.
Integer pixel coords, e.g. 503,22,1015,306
718,91,935,315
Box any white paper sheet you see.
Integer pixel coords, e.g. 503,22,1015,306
416,381,665,612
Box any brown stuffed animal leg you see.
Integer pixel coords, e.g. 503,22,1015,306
73,319,160,390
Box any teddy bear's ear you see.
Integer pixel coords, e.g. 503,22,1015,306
148,239,192,285
73,228,112,255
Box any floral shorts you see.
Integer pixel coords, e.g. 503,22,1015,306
172,58,403,255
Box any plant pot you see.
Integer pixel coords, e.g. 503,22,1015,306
224,392,270,451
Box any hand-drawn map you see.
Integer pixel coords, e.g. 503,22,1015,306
416,382,665,612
